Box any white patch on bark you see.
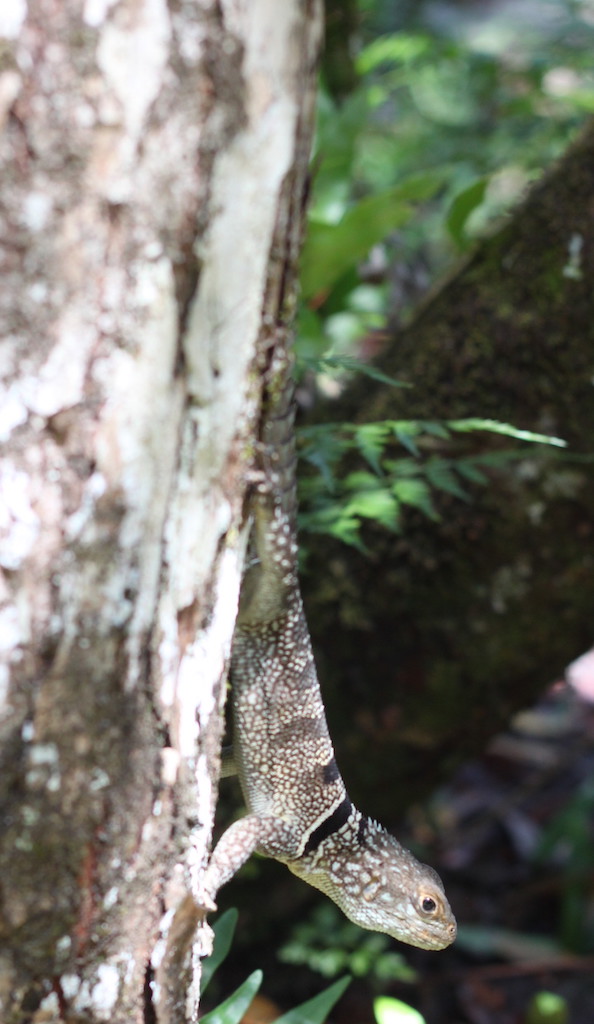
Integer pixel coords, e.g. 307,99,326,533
0,0,27,38
176,542,244,759
0,462,40,570
0,388,27,442
103,886,119,910
20,318,95,418
38,992,60,1014
84,0,118,28
27,742,59,766
183,0,300,405
96,0,172,200
161,746,180,785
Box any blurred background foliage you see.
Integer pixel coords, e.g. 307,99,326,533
302,0,592,350
294,0,594,552
206,3,594,1024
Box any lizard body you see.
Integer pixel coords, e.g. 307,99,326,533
204,343,456,951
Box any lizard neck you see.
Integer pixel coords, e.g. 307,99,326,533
290,802,369,874
288,811,457,951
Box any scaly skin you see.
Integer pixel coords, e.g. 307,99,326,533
205,343,456,950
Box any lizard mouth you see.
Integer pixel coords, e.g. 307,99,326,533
416,919,457,950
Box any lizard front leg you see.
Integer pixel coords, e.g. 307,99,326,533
157,818,300,991
203,815,302,906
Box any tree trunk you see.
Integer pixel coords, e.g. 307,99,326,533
0,2,321,1021
302,122,594,821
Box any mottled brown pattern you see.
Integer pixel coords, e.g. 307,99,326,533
205,316,456,950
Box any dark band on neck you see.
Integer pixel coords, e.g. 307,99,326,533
302,796,353,855
321,757,340,785
356,814,368,845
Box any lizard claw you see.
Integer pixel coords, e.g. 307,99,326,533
201,891,217,914
197,920,215,958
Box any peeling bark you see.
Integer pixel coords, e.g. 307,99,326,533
0,1,322,1021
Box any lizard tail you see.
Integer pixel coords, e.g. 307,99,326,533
238,341,300,625
262,344,298,531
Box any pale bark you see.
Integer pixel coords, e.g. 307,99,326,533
0,2,322,1021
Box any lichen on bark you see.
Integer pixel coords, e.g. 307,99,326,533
0,0,322,1020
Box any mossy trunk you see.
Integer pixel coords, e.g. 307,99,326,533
302,122,594,821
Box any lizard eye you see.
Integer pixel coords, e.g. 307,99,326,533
421,896,437,914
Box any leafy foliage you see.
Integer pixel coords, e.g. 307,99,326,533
279,903,416,986
301,0,592,364
297,412,565,551
301,171,444,300
296,2,584,551
201,908,239,994
525,990,569,1024
271,977,352,1024
374,996,426,1024
299,353,410,390
200,971,263,1024
207,6,593,1022
202,910,350,1024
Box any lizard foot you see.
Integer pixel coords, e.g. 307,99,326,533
197,919,215,958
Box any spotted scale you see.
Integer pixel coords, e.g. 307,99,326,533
203,342,456,951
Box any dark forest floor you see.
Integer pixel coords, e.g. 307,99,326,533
400,674,594,1024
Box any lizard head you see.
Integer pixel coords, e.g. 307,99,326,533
290,820,456,950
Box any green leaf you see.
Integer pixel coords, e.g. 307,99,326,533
301,172,444,299
525,990,569,1024
325,519,368,552
374,996,426,1024
383,458,422,478
354,423,391,474
356,33,429,74
345,488,400,530
201,908,239,993
419,420,451,440
271,976,351,1024
201,970,263,1024
563,88,594,113
446,178,488,248
455,460,489,485
425,460,470,500
314,355,410,389
298,425,349,490
300,449,337,492
392,478,439,519
409,61,480,127
312,90,369,210
394,431,420,456
388,421,429,454
299,505,368,552
296,306,327,357
448,418,567,447
343,470,383,491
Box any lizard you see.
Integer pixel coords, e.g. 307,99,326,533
203,339,457,952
